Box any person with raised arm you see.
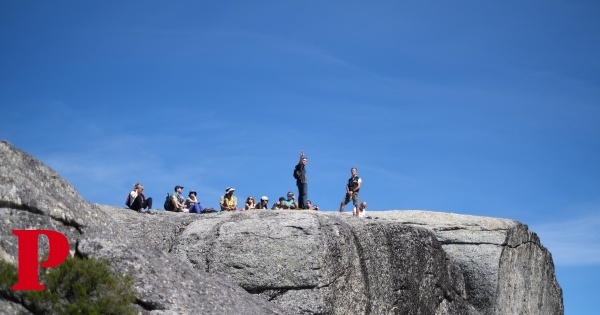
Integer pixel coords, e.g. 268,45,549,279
293,151,308,209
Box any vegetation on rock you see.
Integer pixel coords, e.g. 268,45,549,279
1,257,136,315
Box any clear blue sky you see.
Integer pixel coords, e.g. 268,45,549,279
1,1,598,314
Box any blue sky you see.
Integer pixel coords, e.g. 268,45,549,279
1,1,598,313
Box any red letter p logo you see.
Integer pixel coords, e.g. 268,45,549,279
11,230,69,291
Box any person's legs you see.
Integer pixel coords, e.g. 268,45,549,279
352,193,359,208
298,183,308,209
340,194,351,212
142,197,153,210
129,195,143,211
189,203,203,214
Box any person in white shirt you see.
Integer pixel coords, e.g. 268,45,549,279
354,201,367,218
126,183,153,213
340,167,362,213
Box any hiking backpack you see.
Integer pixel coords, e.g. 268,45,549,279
163,193,175,211
293,165,300,180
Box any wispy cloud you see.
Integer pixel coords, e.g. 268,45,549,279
531,212,600,266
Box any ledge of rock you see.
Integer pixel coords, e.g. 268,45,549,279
0,140,563,315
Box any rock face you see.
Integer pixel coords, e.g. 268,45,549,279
371,211,564,315
0,141,563,315
0,141,285,315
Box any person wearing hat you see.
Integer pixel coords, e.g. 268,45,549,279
256,196,269,209
171,185,188,212
185,190,203,214
283,191,299,209
220,187,237,211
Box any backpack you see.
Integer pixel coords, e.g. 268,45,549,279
293,166,300,180
163,193,175,211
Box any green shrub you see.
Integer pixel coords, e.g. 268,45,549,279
1,257,137,315
0,259,18,289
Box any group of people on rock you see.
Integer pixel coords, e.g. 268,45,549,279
125,151,367,217
221,189,319,211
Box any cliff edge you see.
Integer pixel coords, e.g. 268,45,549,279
0,141,563,314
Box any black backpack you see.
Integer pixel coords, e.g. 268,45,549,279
293,165,300,180
163,193,175,211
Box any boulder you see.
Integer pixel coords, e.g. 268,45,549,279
0,140,286,315
0,140,563,314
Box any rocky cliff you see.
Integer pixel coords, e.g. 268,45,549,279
0,141,563,315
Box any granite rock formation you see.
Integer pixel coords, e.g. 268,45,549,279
0,140,563,314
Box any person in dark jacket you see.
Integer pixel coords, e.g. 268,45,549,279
294,151,308,209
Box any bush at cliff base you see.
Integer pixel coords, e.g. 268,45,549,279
1,257,136,315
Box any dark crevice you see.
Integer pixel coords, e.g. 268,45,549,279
349,224,373,314
135,298,164,311
204,219,228,273
0,291,25,310
246,285,318,301
286,225,311,235
434,226,468,231
439,241,504,246
166,218,195,253
506,240,538,249
0,200,84,234
74,239,87,259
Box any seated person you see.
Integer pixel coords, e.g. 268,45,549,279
185,190,203,214
282,191,299,209
307,200,319,211
354,201,367,218
126,183,153,213
244,196,257,210
171,185,188,212
220,187,237,211
271,197,287,210
256,196,269,209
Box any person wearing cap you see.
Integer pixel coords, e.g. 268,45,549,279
126,183,153,214
340,167,362,213
256,196,269,209
282,191,299,209
244,196,257,210
171,185,188,212
185,190,203,214
354,201,367,218
294,151,309,209
271,197,287,210
220,187,237,211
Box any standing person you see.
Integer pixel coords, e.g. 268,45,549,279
339,167,362,213
256,196,269,209
185,190,203,214
294,151,308,209
171,185,188,212
220,187,237,211
126,183,153,213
